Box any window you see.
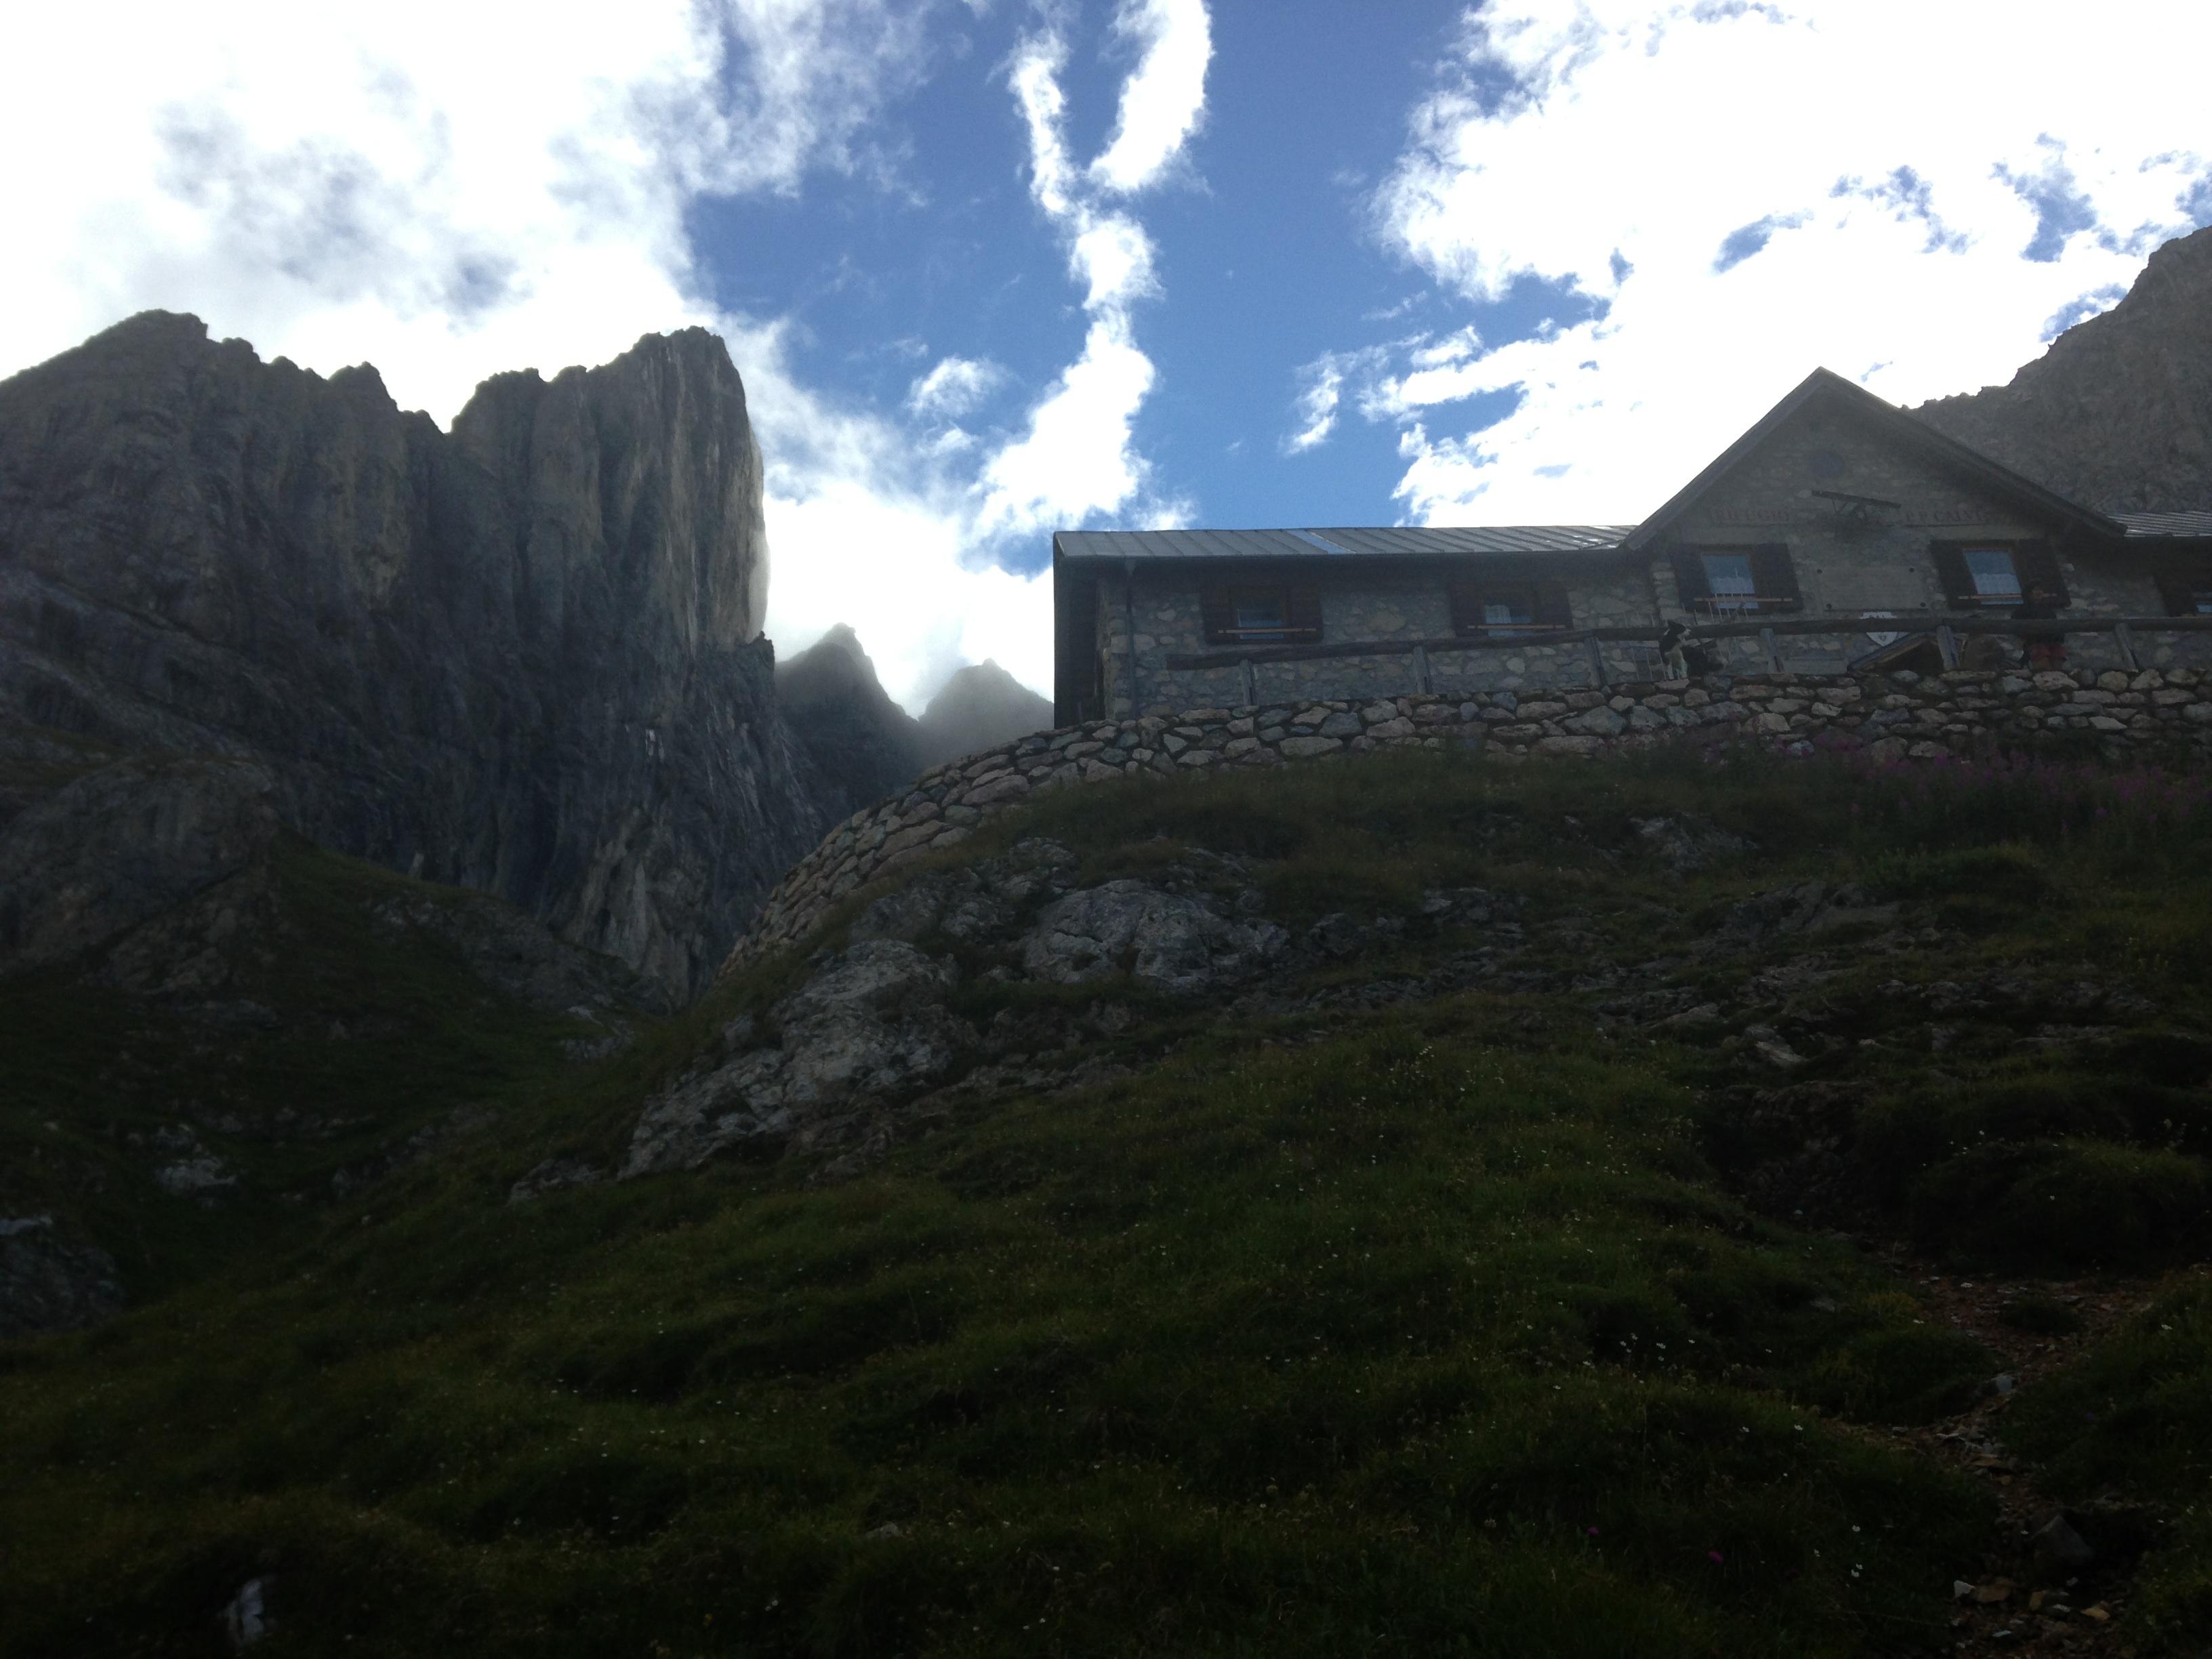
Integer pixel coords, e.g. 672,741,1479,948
1669,546,1803,617
1449,576,1572,638
2154,563,2212,616
1200,583,1322,645
1963,547,2022,602
1931,540,2068,610
1700,553,1759,613
1232,589,1288,636
1482,592,1534,628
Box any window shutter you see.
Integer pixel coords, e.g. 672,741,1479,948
2013,541,2070,607
1285,585,1324,640
1533,579,1574,630
1669,550,1711,610
1748,544,1803,611
1200,585,1234,643
1929,542,1975,607
1447,579,1483,638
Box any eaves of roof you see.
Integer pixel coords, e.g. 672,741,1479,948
1620,367,2125,553
2117,511,2212,540
1052,524,1638,563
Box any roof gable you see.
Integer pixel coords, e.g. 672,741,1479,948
1621,368,2123,552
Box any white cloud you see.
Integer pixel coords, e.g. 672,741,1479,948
766,1,1214,708
0,0,1215,714
1089,0,1214,195
978,321,1158,533
907,355,1008,418
1345,0,2212,525
1285,356,1347,454
969,8,1210,550
0,1,947,426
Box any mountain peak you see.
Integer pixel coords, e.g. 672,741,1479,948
1911,224,2212,514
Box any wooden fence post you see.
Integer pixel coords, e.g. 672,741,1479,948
2113,621,2139,672
1936,623,1960,670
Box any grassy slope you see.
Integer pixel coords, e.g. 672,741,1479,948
0,837,617,1303
5,745,2212,1656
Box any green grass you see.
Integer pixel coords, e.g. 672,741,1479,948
0,837,618,1300
0,1023,1994,1656
2006,1272,2212,1647
8,740,2212,1653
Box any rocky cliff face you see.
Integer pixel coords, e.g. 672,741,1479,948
1913,225,2212,513
0,313,828,997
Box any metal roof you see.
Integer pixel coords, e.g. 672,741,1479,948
1053,524,1635,562
2118,511,2212,539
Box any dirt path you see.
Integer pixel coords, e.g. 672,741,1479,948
1864,1248,2167,1656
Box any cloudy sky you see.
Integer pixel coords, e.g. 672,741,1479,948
7,1,2209,708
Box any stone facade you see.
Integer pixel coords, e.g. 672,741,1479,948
1064,373,2212,724
726,660,2212,976
1658,396,2200,675
1097,562,1671,718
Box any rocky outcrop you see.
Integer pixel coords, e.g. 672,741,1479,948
623,837,1297,1178
0,312,827,998
916,659,1052,769
1021,882,1287,996
1913,225,2212,513
776,624,928,823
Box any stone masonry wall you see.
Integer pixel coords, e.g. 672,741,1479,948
1100,566,1667,716
724,661,2212,977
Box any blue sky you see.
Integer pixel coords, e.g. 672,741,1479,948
7,1,2212,707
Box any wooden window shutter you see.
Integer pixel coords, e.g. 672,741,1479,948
2013,541,2070,607
1929,542,1975,607
1447,579,1483,637
1285,585,1324,640
1669,550,1711,609
1747,544,1803,611
1533,579,1574,630
1200,585,1234,643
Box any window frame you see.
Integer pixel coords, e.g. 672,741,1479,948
1463,585,1541,634
1929,537,2069,611
1448,573,1574,640
1669,544,1803,619
1959,545,2025,605
1198,580,1324,647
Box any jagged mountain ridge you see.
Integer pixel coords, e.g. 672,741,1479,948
0,312,827,997
1912,224,2212,514
775,624,928,824
777,630,1056,824
917,658,1054,770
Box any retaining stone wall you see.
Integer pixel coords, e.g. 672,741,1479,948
723,663,2212,976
